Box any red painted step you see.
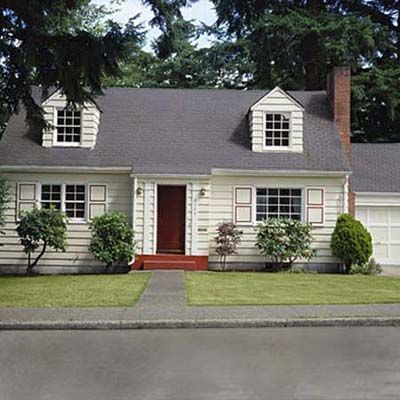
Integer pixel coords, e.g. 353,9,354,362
131,255,208,271
143,260,197,270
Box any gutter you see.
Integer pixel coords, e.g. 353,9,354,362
0,165,132,174
211,168,352,177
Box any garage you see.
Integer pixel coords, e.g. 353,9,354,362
352,143,400,269
356,205,400,264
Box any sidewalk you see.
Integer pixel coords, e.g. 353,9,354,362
1,271,400,329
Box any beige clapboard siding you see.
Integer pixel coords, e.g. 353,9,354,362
42,91,100,148
250,88,303,153
0,172,132,269
208,175,346,264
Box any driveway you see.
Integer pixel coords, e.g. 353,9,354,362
1,327,400,400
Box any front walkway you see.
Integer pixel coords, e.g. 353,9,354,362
1,271,400,328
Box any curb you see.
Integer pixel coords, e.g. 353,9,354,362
1,317,400,330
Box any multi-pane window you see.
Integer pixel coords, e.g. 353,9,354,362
40,184,86,220
265,113,290,147
256,188,302,221
41,185,62,211
56,109,81,143
65,185,86,219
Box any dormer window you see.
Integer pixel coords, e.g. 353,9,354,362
55,108,81,145
264,113,290,148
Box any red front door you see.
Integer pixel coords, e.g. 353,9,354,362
157,185,186,254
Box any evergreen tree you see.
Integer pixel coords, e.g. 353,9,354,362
0,0,143,133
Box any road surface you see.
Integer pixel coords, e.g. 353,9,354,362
1,327,399,399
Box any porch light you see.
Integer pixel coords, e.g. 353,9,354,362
136,187,143,196
200,187,206,196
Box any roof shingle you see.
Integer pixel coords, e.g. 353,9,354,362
0,88,350,174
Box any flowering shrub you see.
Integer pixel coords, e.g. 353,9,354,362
255,218,315,269
214,222,243,270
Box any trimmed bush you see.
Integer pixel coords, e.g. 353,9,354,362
89,212,136,272
331,214,372,273
214,222,243,270
16,208,67,275
255,218,315,269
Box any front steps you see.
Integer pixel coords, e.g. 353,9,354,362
131,254,208,271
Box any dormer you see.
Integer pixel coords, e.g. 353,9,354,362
249,87,304,153
41,90,100,149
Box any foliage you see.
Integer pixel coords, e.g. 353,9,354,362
331,214,373,273
255,218,315,269
0,176,11,240
16,208,67,275
0,0,144,133
89,212,136,272
214,222,243,270
350,258,382,276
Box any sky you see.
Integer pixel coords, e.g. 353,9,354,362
92,0,217,50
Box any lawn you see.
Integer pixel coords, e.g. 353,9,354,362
0,273,151,307
185,272,400,305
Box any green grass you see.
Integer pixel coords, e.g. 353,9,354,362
0,273,151,307
185,272,400,306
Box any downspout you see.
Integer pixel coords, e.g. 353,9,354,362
344,174,350,214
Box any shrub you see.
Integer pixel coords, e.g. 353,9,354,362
350,258,382,275
89,212,136,272
16,208,67,275
0,175,10,243
214,222,243,270
255,218,315,269
331,214,373,273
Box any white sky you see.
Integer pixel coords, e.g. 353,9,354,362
92,0,217,50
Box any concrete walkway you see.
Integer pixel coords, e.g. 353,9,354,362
1,270,400,329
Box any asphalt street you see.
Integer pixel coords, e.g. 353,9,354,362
1,327,400,400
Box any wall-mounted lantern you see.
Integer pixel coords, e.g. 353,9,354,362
136,187,143,196
199,187,207,196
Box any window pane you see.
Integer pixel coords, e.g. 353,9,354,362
256,187,302,221
56,109,81,143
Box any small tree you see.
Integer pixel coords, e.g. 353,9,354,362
0,176,11,243
214,222,243,270
89,212,136,272
16,208,67,275
331,214,373,273
255,218,315,270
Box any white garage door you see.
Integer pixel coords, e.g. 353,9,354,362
356,206,400,264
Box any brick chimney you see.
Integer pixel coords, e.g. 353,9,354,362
327,66,354,214
327,66,351,155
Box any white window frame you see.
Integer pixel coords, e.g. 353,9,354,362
38,183,88,223
64,184,87,222
39,183,63,212
254,186,305,223
52,107,83,147
262,112,292,151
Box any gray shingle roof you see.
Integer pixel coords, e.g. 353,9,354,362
351,143,400,193
0,88,350,174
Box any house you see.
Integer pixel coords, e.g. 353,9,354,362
0,67,398,273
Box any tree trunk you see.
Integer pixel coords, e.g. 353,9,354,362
303,0,324,90
26,242,47,276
